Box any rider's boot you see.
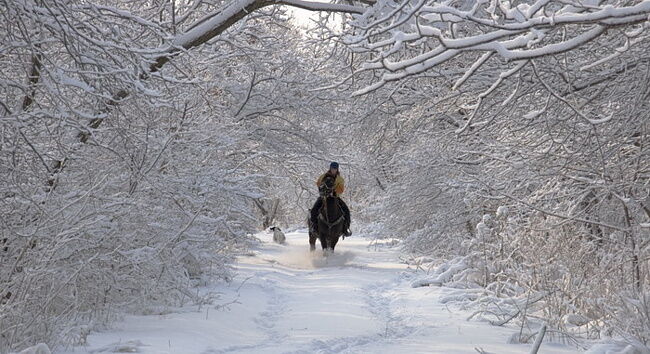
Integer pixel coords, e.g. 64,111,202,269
343,221,352,237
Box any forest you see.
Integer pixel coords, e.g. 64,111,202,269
1,0,649,352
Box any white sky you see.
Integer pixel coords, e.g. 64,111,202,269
288,7,320,29
287,6,347,34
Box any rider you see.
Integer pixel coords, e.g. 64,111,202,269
310,162,352,237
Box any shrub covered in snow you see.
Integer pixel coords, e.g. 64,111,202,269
0,1,342,351
350,0,650,349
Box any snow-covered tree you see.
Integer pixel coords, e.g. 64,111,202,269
341,0,650,349
0,0,362,350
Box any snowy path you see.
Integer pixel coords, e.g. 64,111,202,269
63,231,579,354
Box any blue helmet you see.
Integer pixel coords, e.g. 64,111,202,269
330,162,339,169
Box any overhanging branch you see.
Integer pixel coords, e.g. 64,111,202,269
49,0,366,190
150,0,364,73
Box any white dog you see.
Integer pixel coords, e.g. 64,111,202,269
269,226,286,245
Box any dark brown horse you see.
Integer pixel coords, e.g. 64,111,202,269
309,175,345,253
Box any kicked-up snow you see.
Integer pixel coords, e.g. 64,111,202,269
61,231,580,354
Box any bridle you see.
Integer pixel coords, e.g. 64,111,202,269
318,176,345,230
319,176,335,198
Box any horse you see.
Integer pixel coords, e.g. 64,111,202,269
309,175,345,253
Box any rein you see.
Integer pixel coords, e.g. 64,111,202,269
318,194,345,229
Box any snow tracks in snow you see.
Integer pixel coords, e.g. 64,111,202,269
61,231,579,354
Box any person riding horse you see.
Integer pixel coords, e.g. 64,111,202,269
309,162,352,237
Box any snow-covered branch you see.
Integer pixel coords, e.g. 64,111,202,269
152,0,365,71
347,0,650,95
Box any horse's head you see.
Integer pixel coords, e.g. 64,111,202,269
319,175,336,197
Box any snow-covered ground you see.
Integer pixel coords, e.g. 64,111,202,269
61,231,580,354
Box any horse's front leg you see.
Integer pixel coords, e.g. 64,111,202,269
324,234,336,254
330,235,340,251
319,234,328,251
309,232,317,252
